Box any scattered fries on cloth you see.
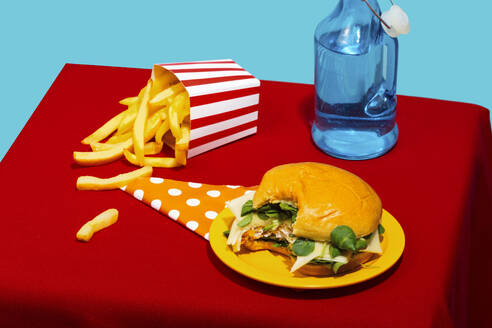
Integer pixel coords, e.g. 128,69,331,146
76,209,119,242
121,177,256,239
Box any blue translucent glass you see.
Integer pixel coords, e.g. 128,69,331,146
312,0,399,160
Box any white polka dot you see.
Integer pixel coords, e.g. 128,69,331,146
204,232,209,240
244,190,255,195
168,188,182,196
226,185,240,189
168,209,180,220
186,198,200,207
133,189,144,200
205,211,218,219
150,177,164,184
206,190,221,198
186,221,199,231
120,185,127,191
188,182,202,188
151,199,162,211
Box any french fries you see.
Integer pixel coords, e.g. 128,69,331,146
149,83,185,109
119,96,138,106
124,149,179,168
74,66,191,169
106,132,132,144
76,209,119,242
144,142,164,155
74,147,124,166
176,124,190,151
76,166,153,191
81,110,128,145
133,80,152,165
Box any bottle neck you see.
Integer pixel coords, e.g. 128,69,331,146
339,0,381,16
335,0,382,30
315,0,384,54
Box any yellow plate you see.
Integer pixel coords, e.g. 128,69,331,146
209,208,405,289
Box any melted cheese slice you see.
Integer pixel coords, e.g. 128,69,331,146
317,250,349,264
291,242,326,272
361,227,382,254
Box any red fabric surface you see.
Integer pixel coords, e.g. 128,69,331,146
1,64,490,328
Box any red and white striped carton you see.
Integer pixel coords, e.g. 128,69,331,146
152,59,260,158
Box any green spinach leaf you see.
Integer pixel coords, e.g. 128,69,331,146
330,225,357,251
378,223,385,235
355,238,367,250
329,245,341,258
279,203,297,212
292,238,315,256
237,214,253,228
257,204,273,212
257,212,269,220
332,262,344,274
264,209,281,218
241,200,254,216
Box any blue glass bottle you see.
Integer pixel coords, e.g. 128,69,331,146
312,0,399,160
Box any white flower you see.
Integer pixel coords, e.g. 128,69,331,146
381,5,410,38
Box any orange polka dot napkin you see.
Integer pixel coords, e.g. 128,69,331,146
121,177,256,240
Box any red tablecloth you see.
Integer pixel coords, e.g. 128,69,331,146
1,64,490,328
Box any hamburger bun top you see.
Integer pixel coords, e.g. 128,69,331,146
253,162,382,241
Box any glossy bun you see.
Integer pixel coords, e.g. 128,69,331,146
253,162,382,241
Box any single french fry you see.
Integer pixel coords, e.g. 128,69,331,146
145,109,163,140
175,148,187,166
119,96,138,106
133,80,152,165
168,95,183,140
90,138,132,152
116,103,138,135
76,166,152,191
159,110,167,121
107,132,132,144
73,147,124,166
144,142,163,155
81,110,128,145
155,120,170,144
76,209,119,242
116,85,145,135
175,124,190,151
177,94,190,123
149,83,185,109
124,149,180,168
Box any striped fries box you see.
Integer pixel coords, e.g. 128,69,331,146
153,59,260,158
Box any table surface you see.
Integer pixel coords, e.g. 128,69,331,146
1,64,490,328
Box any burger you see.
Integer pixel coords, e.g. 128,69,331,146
226,162,384,276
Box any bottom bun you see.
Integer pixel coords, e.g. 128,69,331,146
242,238,378,276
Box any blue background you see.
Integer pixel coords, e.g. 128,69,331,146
1,0,490,161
